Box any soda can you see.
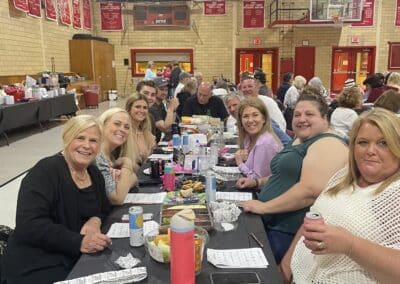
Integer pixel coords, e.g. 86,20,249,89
129,206,144,247
304,211,324,226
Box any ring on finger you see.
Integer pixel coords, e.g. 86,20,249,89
317,241,326,249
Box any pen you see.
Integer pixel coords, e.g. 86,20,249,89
249,232,264,248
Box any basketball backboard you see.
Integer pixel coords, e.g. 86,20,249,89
310,0,364,22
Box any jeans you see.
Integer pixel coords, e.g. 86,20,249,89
266,229,295,264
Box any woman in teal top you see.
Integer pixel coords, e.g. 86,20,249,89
237,89,348,264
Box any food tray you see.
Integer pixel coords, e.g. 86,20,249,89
160,204,213,231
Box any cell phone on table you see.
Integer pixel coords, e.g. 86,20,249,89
210,272,261,284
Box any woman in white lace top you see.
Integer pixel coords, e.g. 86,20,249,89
281,108,400,284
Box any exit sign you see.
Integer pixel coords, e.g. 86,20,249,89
253,38,261,45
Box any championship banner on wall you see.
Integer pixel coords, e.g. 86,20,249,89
13,0,28,12
204,0,226,16
100,2,123,31
83,0,92,29
396,0,400,26
352,0,374,27
58,0,72,25
45,0,57,21
28,0,41,18
72,0,82,28
243,0,264,29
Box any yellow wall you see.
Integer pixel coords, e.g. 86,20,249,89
0,0,399,96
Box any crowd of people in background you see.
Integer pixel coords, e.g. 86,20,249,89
2,59,400,283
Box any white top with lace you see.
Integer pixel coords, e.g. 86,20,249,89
291,168,400,284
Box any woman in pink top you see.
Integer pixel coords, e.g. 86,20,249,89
235,97,283,179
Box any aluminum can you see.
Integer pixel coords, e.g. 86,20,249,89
304,211,324,226
129,206,144,247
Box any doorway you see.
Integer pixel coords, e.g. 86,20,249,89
235,48,278,93
295,46,315,82
331,47,375,93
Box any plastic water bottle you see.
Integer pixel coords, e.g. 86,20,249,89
170,210,195,284
182,132,190,154
206,171,216,203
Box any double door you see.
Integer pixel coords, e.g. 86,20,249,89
236,48,278,93
331,47,375,93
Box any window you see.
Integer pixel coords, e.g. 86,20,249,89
130,49,193,77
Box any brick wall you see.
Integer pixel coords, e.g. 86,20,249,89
0,0,399,96
0,0,90,76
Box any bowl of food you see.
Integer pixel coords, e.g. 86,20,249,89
145,225,209,273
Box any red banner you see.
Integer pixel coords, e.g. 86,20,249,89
58,0,71,25
13,0,28,12
352,0,374,27
28,0,41,18
243,0,264,29
72,0,81,28
45,0,57,21
396,0,400,26
100,2,123,31
83,0,92,29
204,0,226,16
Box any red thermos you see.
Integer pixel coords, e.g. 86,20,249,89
170,209,195,284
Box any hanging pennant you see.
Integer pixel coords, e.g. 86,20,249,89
28,0,41,18
13,0,29,12
45,0,57,21
72,0,82,28
58,0,71,25
83,0,92,29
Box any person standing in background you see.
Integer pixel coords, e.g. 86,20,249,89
168,61,182,98
144,61,157,80
277,72,294,104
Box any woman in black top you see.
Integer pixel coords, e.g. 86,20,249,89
2,115,112,284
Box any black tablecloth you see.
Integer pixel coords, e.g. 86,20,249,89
67,180,283,284
0,94,77,144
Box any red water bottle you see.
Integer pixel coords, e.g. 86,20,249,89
170,209,195,284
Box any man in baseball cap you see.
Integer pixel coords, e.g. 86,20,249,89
150,77,179,142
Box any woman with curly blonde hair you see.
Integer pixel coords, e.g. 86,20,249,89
330,86,363,141
125,94,156,170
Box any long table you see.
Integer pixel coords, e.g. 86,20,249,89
0,94,77,145
67,181,283,283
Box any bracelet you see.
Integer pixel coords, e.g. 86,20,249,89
121,166,133,173
254,179,259,188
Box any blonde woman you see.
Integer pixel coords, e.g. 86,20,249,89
283,109,400,284
235,97,283,179
283,75,307,130
330,86,363,141
96,108,137,205
3,115,111,283
125,94,156,169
